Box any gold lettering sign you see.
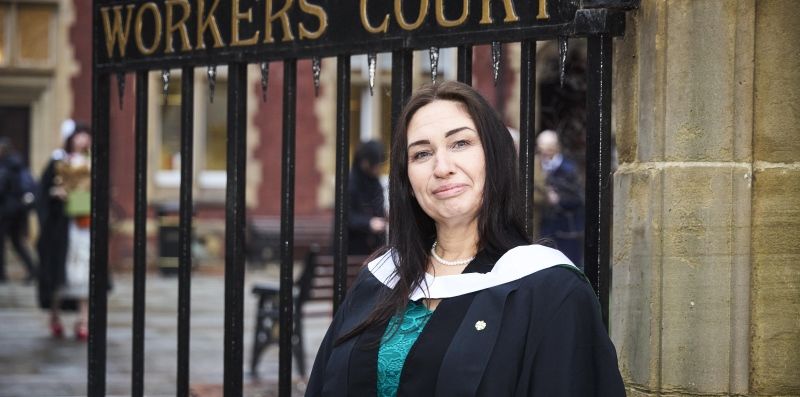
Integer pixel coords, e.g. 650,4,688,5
435,0,468,28
537,0,549,20
264,0,295,43
98,0,566,62
479,0,519,24
101,5,135,58
231,0,260,46
395,0,429,31
298,0,328,40
360,0,389,33
196,0,225,49
135,2,163,55
165,0,192,53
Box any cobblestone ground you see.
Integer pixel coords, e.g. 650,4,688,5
0,267,332,397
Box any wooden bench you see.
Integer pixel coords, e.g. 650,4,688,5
249,247,368,377
246,215,333,266
309,253,369,301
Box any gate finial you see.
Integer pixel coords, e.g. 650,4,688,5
491,42,502,86
260,62,270,102
429,47,439,84
312,57,322,97
162,70,171,103
368,53,377,96
207,65,217,103
558,36,569,88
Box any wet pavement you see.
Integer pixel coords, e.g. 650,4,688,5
0,268,333,397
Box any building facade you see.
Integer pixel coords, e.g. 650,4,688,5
3,0,576,269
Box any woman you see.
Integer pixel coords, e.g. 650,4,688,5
307,82,624,396
37,122,92,340
347,140,388,255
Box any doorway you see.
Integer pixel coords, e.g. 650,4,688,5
0,106,31,165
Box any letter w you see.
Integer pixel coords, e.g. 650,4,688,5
101,5,135,58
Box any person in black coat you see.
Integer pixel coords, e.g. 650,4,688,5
307,82,624,396
36,122,93,340
347,140,387,255
0,137,38,282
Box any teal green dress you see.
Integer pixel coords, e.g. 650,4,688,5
377,300,433,397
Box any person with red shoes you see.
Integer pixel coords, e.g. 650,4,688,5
36,120,92,340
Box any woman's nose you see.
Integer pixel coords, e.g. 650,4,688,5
433,152,455,178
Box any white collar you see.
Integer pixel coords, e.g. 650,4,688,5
367,244,575,301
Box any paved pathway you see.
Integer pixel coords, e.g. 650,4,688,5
0,269,332,397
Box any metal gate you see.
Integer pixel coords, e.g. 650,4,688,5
89,0,637,395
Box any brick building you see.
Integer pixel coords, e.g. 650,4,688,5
0,0,573,269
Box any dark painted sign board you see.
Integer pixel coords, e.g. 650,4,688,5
96,0,591,69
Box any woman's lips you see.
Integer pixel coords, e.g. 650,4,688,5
432,184,467,198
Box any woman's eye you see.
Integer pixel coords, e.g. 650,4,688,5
411,151,431,161
452,139,471,149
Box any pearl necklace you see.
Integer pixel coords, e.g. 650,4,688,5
430,241,475,266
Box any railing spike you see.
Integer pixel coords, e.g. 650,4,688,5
558,36,569,88
260,62,270,102
207,65,217,103
429,46,440,84
368,53,377,96
162,69,170,102
312,57,322,97
206,65,217,103
491,42,502,86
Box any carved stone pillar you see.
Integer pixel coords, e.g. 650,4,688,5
611,1,799,395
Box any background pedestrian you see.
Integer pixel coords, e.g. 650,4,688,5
0,137,38,283
36,120,92,340
535,130,585,267
347,140,387,255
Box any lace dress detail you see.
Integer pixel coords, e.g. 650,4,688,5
377,301,433,397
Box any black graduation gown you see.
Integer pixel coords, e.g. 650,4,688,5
306,250,625,396
35,158,76,310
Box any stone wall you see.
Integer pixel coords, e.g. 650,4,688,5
610,0,799,395
749,1,800,393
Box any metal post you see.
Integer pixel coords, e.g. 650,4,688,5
88,69,110,397
223,62,248,397
519,40,537,240
131,70,148,397
457,45,473,85
279,58,298,397
177,66,194,397
584,34,613,327
391,50,413,139
332,55,351,312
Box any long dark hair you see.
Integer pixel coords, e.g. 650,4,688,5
338,81,529,343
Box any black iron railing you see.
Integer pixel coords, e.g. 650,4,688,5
90,1,636,395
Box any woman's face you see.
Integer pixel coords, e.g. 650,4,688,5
406,100,486,228
71,132,92,154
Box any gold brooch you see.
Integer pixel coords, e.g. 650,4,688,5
474,320,486,331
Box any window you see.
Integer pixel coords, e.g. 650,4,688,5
0,1,56,69
200,79,227,189
152,67,228,197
